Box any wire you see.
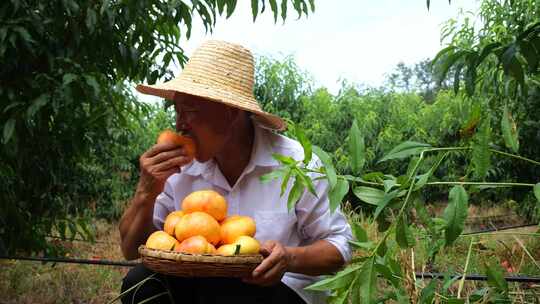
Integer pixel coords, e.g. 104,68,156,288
416,272,540,283
45,235,115,245
2,255,540,283
463,223,538,235
0,255,137,267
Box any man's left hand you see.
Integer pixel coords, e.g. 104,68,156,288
243,240,291,286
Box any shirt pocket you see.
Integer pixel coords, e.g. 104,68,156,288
254,211,296,244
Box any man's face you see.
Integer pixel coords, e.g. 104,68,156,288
174,94,236,162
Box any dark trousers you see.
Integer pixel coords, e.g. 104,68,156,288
120,264,306,304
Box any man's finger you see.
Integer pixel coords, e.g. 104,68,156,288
143,142,180,158
252,250,279,277
258,261,285,284
153,156,191,172
259,240,276,257
146,148,186,166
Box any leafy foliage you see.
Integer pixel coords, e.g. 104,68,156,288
0,0,314,254
259,2,540,302
443,185,469,246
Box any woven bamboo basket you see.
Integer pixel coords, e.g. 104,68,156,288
138,245,263,277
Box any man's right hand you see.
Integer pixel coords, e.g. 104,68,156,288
137,141,193,198
119,141,193,260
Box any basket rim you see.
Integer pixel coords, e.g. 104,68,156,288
139,245,263,264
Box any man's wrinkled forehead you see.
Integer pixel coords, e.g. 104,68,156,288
173,93,207,108
173,93,236,114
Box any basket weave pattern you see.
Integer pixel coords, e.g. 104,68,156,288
139,245,263,278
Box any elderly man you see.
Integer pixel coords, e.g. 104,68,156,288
119,40,352,304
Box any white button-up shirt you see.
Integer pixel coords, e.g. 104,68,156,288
153,122,353,304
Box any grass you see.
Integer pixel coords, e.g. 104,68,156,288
343,203,540,303
0,220,131,304
1,206,539,303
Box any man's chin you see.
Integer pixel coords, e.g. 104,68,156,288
194,154,210,163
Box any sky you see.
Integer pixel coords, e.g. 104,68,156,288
137,0,479,102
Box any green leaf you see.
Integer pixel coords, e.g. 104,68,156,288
85,8,97,33
280,169,292,196
306,264,362,291
469,287,490,303
294,126,312,165
348,120,365,174
272,153,297,166
385,254,402,277
501,106,519,153
84,75,101,96
442,273,461,291
373,190,399,220
477,42,502,65
251,0,258,21
376,238,388,257
375,262,399,286
269,0,278,22
349,241,375,250
519,40,538,73
453,62,464,94
443,186,469,246
280,0,287,22
534,183,540,203
485,262,508,293
471,288,491,303
328,178,349,213
100,0,110,14
217,0,226,15
295,169,317,197
13,26,34,44
358,257,377,303
308,0,315,12
260,168,286,183
432,45,456,67
3,118,16,144
226,0,237,18
3,102,22,113
62,73,78,86
361,172,384,182
353,186,385,206
26,94,49,119
313,146,337,189
396,215,415,249
464,52,478,96
383,179,397,192
379,141,431,163
472,115,491,180
351,222,368,242
418,280,437,304
435,49,468,86
58,220,67,240
328,289,349,304
501,44,525,88
287,177,303,211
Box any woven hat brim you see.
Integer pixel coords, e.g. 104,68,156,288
136,82,286,131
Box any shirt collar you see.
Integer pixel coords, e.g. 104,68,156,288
248,120,280,168
182,159,212,177
182,120,279,178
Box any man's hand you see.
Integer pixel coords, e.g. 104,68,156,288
137,141,192,197
243,240,291,286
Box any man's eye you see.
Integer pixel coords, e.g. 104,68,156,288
182,109,198,113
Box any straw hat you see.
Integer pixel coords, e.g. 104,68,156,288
136,40,286,131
